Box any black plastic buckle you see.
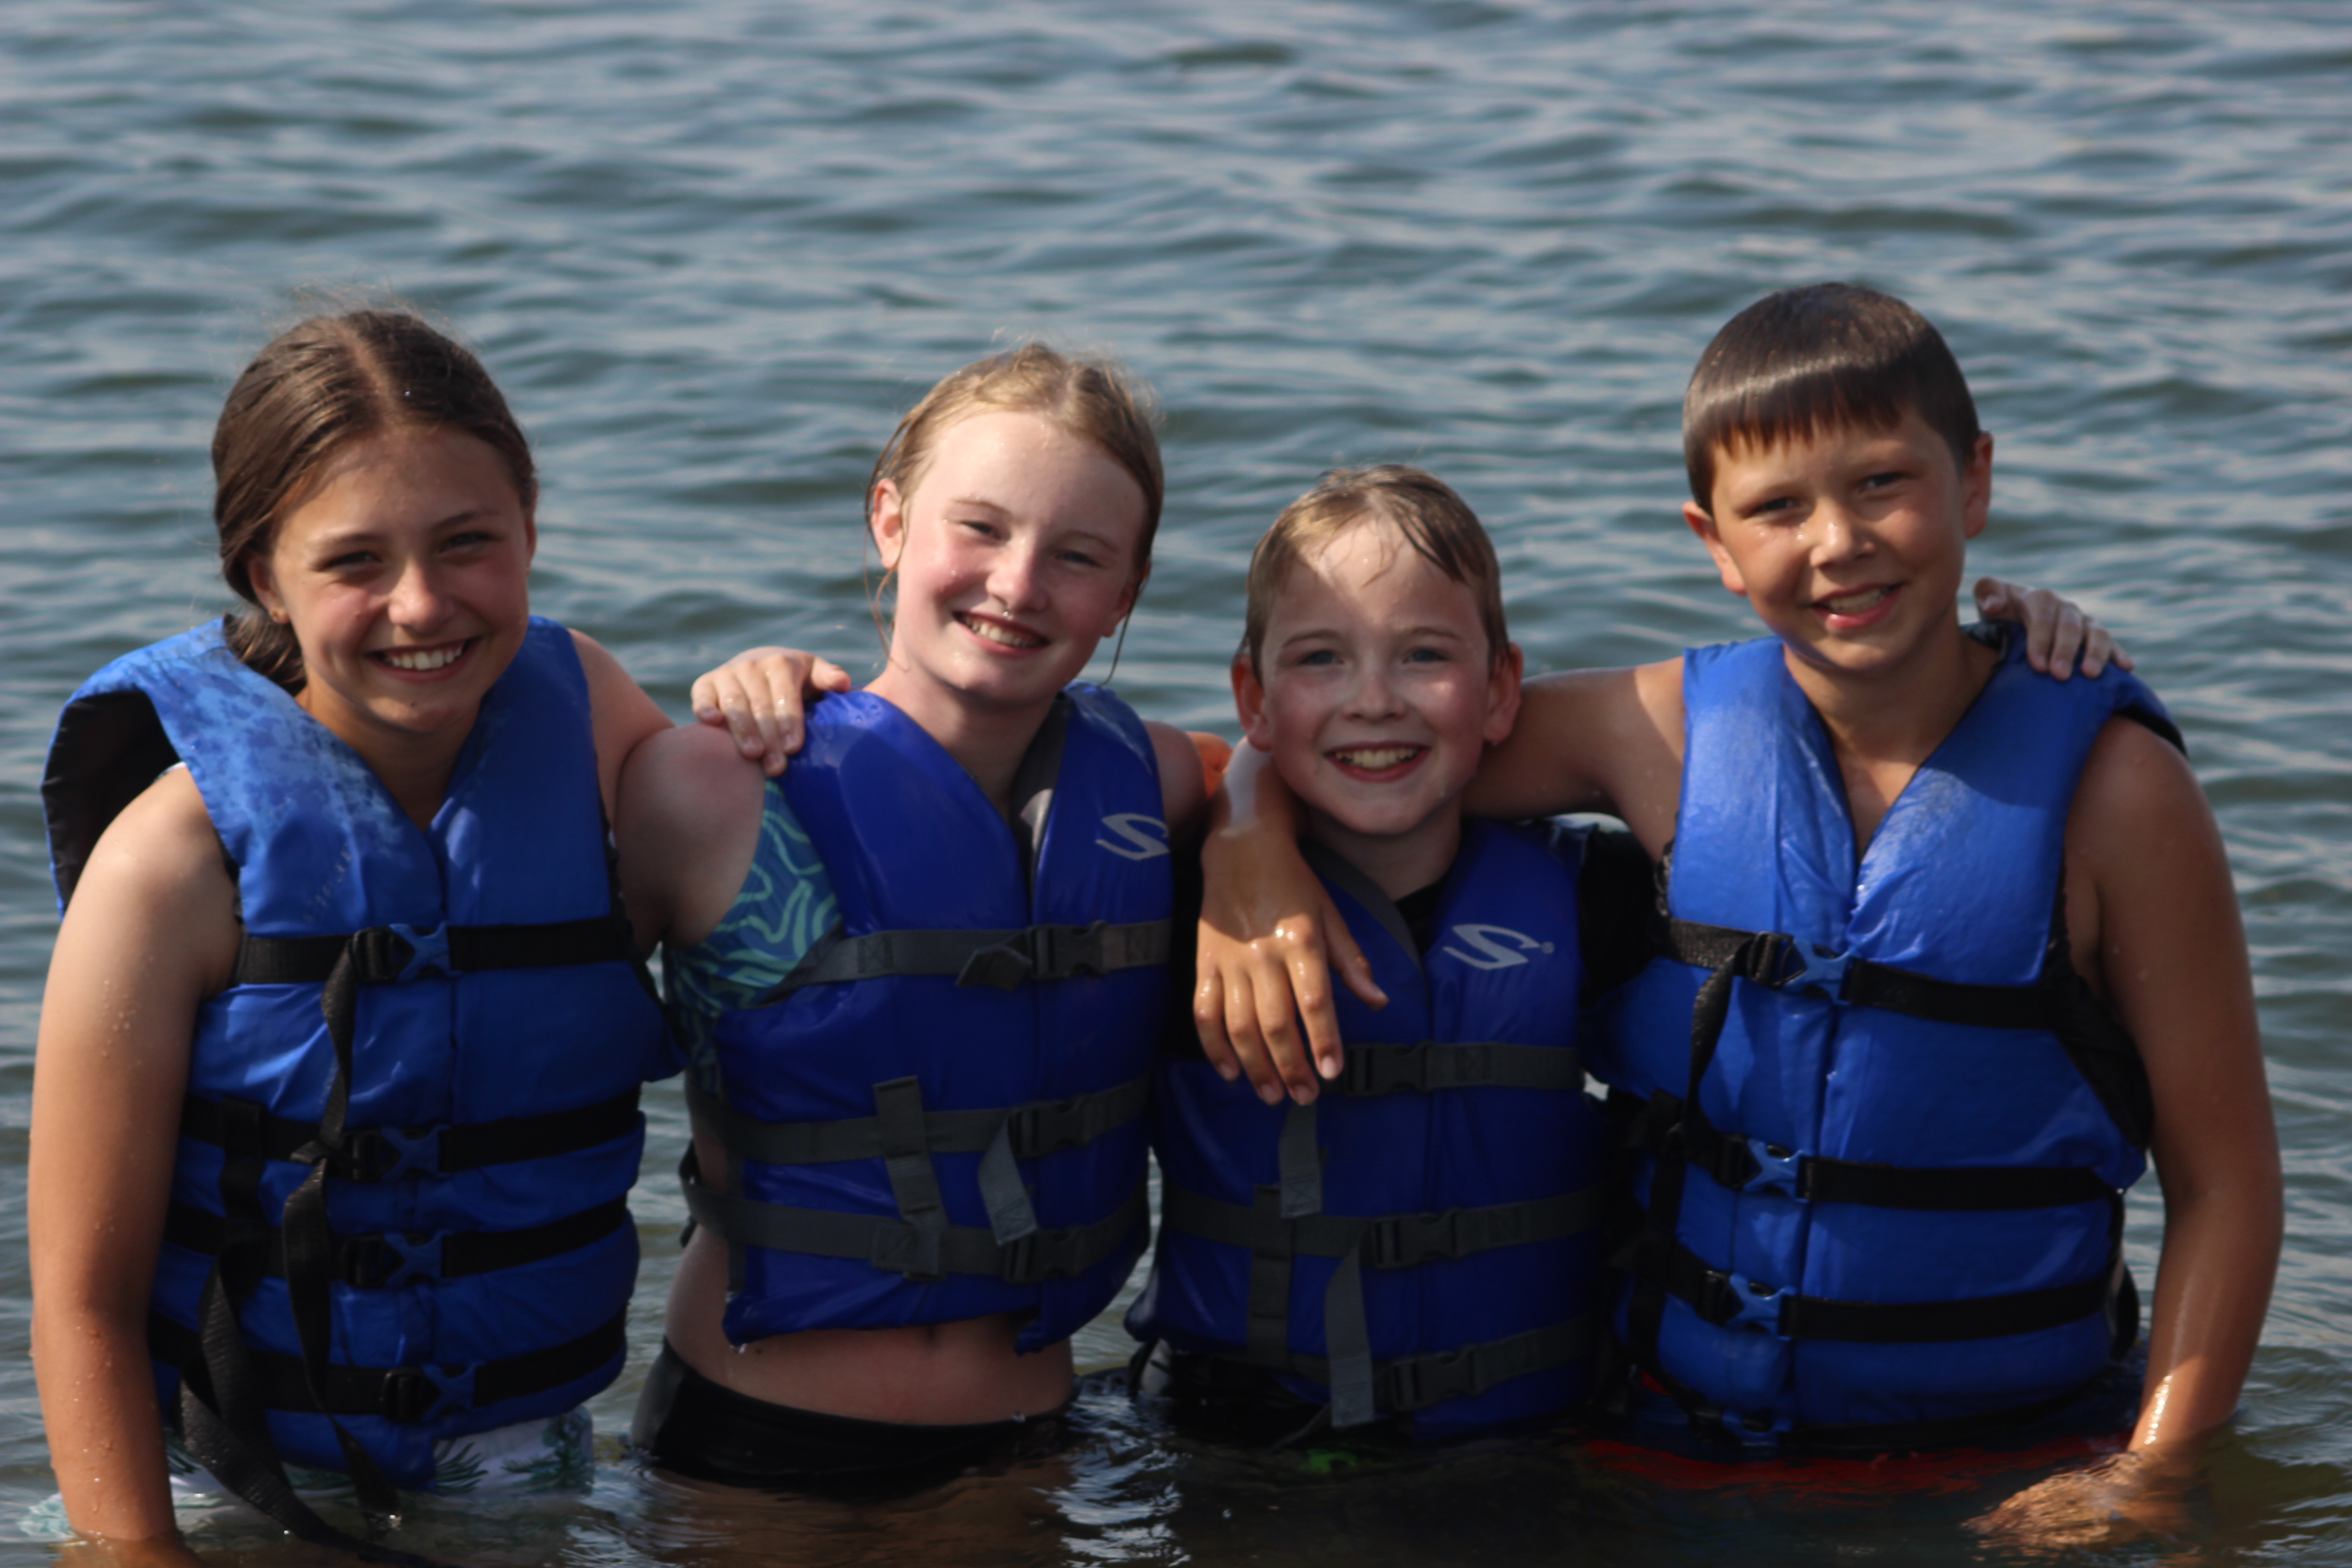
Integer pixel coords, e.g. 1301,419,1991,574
1704,1129,1761,1190
1005,1092,1090,1157
958,934,1037,991
999,1226,1081,1285
871,1222,946,1283
1039,920,1113,981
341,1124,444,1182
1769,937,1851,1000
382,1362,478,1424
1367,1208,1463,1269
1342,1041,1430,1096
1388,1348,1482,1411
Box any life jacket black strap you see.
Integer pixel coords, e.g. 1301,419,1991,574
234,913,636,988
1633,1234,2117,1344
152,1310,626,1424
163,1196,630,1289
1662,919,2070,1030
177,1088,641,1181
1160,1181,1601,1267
772,917,1171,995
678,1146,1147,1287
1207,1316,1598,1418
1332,1041,1583,1096
1610,1089,2119,1211
686,1073,1149,1166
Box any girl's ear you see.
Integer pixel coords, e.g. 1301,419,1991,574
1230,653,1276,753
869,479,909,569
246,553,287,623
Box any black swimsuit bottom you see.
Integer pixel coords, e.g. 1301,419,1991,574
631,1341,1067,1497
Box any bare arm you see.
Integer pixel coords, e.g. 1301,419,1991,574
615,720,771,955
1145,721,1210,847
30,772,235,1557
1977,719,2278,1550
572,630,672,822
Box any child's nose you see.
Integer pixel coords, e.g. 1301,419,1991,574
987,542,1050,608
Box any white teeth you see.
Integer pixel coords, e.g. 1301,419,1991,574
960,616,1044,649
1820,587,1892,614
380,644,464,671
1333,746,1422,770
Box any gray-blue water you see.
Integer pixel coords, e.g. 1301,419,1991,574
5,3,2349,1563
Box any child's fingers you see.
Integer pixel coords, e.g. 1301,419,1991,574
1223,965,1290,1106
813,658,855,695
2079,623,2114,680
1192,961,1242,1084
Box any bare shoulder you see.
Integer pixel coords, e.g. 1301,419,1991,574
1145,719,1207,841
616,718,770,949
2068,715,2212,856
60,768,238,1000
571,628,670,813
621,720,767,845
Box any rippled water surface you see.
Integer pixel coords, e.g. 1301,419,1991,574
5,2,2349,1563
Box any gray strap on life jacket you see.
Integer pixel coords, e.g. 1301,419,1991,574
1171,1105,1601,1430
1270,1317,1598,1416
685,1075,1150,1166
679,1147,1147,1286
771,917,1171,996
687,1071,1152,1254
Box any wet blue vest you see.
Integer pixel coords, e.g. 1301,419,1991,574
1134,820,1607,1435
42,618,670,1489
1593,630,2176,1449
686,686,1171,1353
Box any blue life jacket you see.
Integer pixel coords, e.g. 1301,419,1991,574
685,686,1171,1353
42,618,670,1494
1592,630,2178,1450
1133,820,1607,1435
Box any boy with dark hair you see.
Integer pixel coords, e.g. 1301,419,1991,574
1199,283,2278,1545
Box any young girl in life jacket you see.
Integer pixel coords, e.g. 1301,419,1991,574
618,344,1209,1491
31,311,676,1564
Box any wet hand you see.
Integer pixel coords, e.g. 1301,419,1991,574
689,647,853,777
1974,576,2133,681
1195,835,1386,1105
1967,1448,2195,1554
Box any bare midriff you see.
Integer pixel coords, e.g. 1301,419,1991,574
665,1131,1075,1426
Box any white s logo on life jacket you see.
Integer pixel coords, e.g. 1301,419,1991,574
1096,813,1171,861
1439,924,1553,970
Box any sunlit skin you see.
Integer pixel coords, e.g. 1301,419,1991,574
1191,419,2278,1550
29,425,666,1556
620,408,1208,1427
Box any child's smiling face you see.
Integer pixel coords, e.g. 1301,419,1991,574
1684,407,1992,683
1235,517,1520,879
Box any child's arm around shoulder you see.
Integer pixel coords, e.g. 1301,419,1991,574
1464,659,1685,853
1979,715,2281,1548
30,771,234,1556
1144,721,1212,847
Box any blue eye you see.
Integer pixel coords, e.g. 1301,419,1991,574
1297,649,1339,667
1405,647,1447,664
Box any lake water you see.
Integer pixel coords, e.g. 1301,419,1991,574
5,2,2349,1563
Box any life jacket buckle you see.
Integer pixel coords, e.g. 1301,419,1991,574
1775,941,1850,1000
1702,1269,1791,1336
1389,1347,1482,1411
1739,1138,1803,1198
384,1362,478,1424
1365,1208,1465,1269
998,1227,1073,1285
344,1124,444,1182
385,923,451,983
376,1230,446,1288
